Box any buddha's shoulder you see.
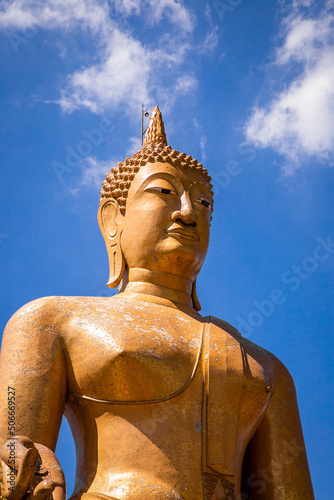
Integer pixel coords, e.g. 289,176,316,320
209,315,287,380
7,295,124,326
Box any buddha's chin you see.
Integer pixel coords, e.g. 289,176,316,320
157,237,199,259
146,241,202,277
124,237,205,278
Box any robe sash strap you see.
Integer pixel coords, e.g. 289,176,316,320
202,316,271,499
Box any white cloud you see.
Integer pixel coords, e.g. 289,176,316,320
146,0,194,32
276,13,333,65
292,0,314,7
0,0,110,33
0,0,196,115
0,0,193,31
113,0,141,16
244,3,334,172
58,28,152,113
174,74,197,94
58,32,196,114
113,0,194,32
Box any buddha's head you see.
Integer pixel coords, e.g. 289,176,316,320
98,106,214,310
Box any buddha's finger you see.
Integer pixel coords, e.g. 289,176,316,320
34,445,65,500
0,436,38,470
32,477,55,500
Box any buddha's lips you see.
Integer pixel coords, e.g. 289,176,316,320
166,226,199,242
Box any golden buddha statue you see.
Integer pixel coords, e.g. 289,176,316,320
0,107,314,500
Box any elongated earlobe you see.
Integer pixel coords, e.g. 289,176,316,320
98,199,126,288
106,233,126,288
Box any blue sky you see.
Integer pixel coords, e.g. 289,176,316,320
0,0,333,497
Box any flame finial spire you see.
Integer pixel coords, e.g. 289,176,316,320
144,105,167,146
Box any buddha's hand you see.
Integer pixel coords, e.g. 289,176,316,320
0,436,66,500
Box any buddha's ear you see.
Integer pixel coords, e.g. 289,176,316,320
98,199,125,288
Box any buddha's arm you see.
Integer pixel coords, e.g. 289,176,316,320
241,357,314,499
0,298,67,498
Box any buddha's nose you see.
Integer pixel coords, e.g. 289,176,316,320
171,192,197,226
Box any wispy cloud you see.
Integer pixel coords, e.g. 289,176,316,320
198,26,219,55
126,136,142,157
113,0,141,16
68,134,144,195
113,0,194,32
193,118,207,161
70,156,114,193
174,74,197,94
244,1,334,173
154,74,197,114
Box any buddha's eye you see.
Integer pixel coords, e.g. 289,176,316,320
160,188,173,194
147,186,177,196
195,198,212,209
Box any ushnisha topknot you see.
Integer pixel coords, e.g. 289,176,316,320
100,106,213,215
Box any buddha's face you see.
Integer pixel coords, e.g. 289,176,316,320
120,162,213,281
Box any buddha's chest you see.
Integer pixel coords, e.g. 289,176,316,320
65,305,204,402
64,305,271,489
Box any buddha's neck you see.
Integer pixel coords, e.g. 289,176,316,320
122,267,194,308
